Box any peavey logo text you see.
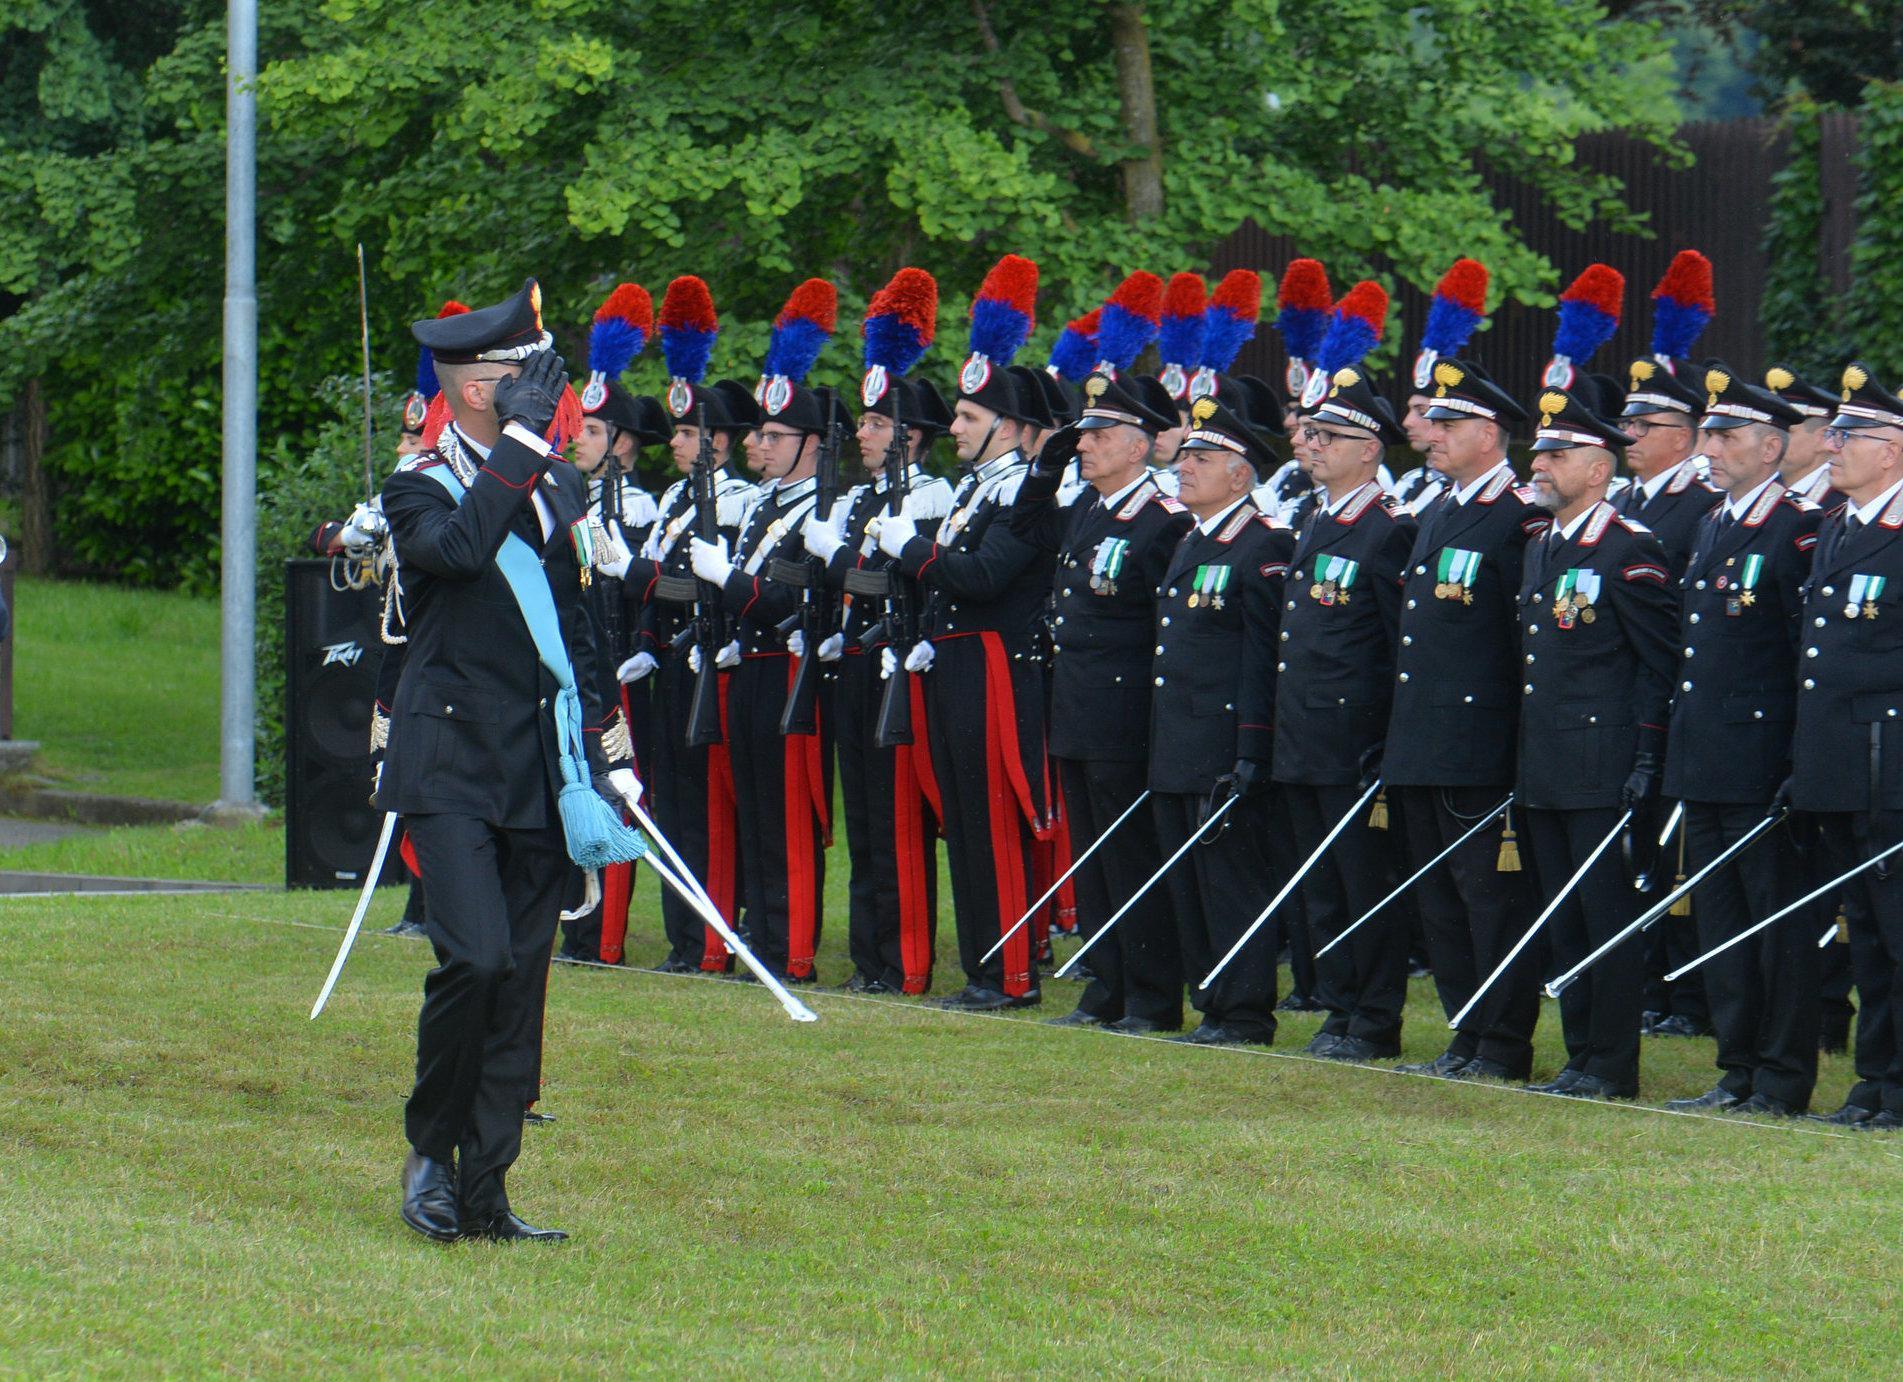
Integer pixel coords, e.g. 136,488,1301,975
321,641,364,668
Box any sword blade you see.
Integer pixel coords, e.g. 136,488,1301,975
310,811,397,1019
1318,793,1512,959
983,789,1152,965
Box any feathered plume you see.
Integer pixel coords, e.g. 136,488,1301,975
659,275,719,384
1157,273,1209,374
966,253,1039,366
1649,250,1714,363
1300,280,1388,406
862,267,938,377
1542,263,1624,388
586,284,653,386
1095,270,1164,374
1272,259,1333,365
1047,308,1100,381
1413,258,1488,389
762,278,837,384
1200,269,1262,374
415,300,469,399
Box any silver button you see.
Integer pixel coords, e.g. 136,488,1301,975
1161,616,1171,627
1684,646,1694,657
444,705,454,714
1169,587,1179,597
1287,600,1296,610
1463,695,1474,704
1407,599,1418,609
1280,631,1289,642
1695,580,1706,590
1689,613,1700,624
1533,593,1543,603
1823,586,1835,597
1804,678,1815,690
1415,564,1427,575
1402,635,1413,646
539,697,547,708
1113,676,1122,684
1681,680,1693,691
1278,661,1287,672
1061,588,1072,598
1815,617,1826,628
1525,654,1535,664
1154,676,1164,687
1399,672,1410,683
1524,683,1533,694
1806,647,1819,658
1155,645,1164,655
1589,715,1598,724
1754,710,1764,720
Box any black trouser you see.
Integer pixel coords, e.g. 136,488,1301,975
1523,804,1642,1091
836,651,939,992
925,634,1045,998
651,652,739,971
1153,790,1276,1040
404,811,567,1220
727,654,829,979
1061,756,1180,1026
1281,781,1404,1047
1685,802,1818,1109
1396,784,1537,1075
1816,810,1903,1114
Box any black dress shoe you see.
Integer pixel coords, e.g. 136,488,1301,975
1526,1069,1584,1094
1812,1102,1877,1127
647,959,696,975
1640,1009,1663,1034
1276,992,1326,1013
1105,1015,1179,1035
1302,1032,1342,1057
1450,1057,1521,1083
463,1211,567,1243
940,986,1037,1011
1174,1023,1230,1045
1648,1014,1711,1038
1045,1008,1105,1028
523,1109,556,1125
1664,1085,1744,1113
1315,1035,1398,1062
1396,1050,1469,1077
382,918,428,939
844,974,893,994
1732,1093,1802,1118
400,1151,460,1243
1860,1109,1903,1132
1554,1073,1637,1100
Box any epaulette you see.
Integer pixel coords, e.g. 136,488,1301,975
1742,484,1782,528
1666,463,1708,495
1338,484,1382,524
715,486,754,527
1216,507,1255,544
990,468,1027,506
1580,502,1617,546
1114,484,1158,521
1623,561,1669,585
1255,511,1287,531
1785,492,1821,513
1156,495,1187,514
1882,487,1903,529
911,475,956,522
1476,469,1514,505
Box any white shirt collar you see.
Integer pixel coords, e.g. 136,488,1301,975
1850,477,1903,526
1724,476,1778,520
1451,458,1513,506
1636,457,1691,502
1096,472,1152,510
1198,495,1251,535
1555,500,1605,541
452,423,491,460
1786,463,1831,500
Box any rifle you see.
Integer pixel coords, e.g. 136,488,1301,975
774,391,845,736
870,413,918,748
652,402,728,747
597,450,628,662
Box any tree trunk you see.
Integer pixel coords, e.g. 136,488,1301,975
1110,3,1164,221
18,378,52,576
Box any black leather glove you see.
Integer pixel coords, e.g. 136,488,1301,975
1622,727,1665,811
1358,741,1385,791
1771,775,1795,814
1229,757,1268,799
1034,423,1082,476
493,348,568,436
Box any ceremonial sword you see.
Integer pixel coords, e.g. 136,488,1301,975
982,789,1152,966
310,810,396,1019
1317,792,1513,959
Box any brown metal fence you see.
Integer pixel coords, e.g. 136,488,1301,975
1210,114,1860,408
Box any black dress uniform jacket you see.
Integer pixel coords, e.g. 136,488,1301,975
1149,498,1293,793
717,474,822,648
898,451,1054,646
1516,500,1680,810
1663,485,1822,803
379,425,625,826
1013,470,1194,763
1273,482,1416,786
1384,466,1550,787
1615,459,1717,583
1791,487,1903,813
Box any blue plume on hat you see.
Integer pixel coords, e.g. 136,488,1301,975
1047,309,1100,381
1200,270,1261,373
659,275,719,384
1421,259,1488,356
966,254,1039,365
1095,271,1164,371
587,284,653,384
863,268,938,377
762,278,837,383
1315,281,1389,376
1158,273,1208,373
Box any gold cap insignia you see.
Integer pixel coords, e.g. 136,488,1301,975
1704,368,1730,405
1539,389,1568,429
1084,373,1109,401
529,280,544,332
1843,363,1869,399
1191,396,1218,424
1629,358,1656,387
1766,366,1796,392
1330,366,1360,398
1432,360,1464,396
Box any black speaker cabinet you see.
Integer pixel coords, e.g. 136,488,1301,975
284,559,407,890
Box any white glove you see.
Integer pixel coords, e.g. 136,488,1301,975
688,644,703,675
690,535,733,586
875,513,918,559
605,766,643,809
716,639,741,669
802,512,844,563
817,632,845,662
880,647,897,680
340,500,387,554
787,629,806,658
617,651,658,684
904,640,935,674
595,520,632,576
597,553,633,580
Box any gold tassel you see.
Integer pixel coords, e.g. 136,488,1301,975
1369,788,1388,831
1669,830,1691,916
1836,905,1849,942
1497,807,1522,872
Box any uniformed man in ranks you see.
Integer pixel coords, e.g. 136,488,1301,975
1275,369,1416,1062
1785,363,1903,1130
875,270,1055,1010
1150,394,1293,1045
1385,360,1547,1081
1768,365,1847,513
689,348,837,984
380,280,638,1243
1012,373,1193,1032
1517,388,1679,1099
804,366,954,994
1658,365,1822,1116
1395,389,1448,515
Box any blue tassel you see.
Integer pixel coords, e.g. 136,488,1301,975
559,782,648,869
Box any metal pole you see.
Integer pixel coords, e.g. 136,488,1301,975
219,0,259,809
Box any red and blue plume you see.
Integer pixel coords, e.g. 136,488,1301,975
1095,271,1164,371
1273,259,1333,363
1551,263,1624,364
1048,308,1100,381
763,278,837,383
862,267,938,377
659,275,718,384
1649,250,1714,360
1316,280,1389,375
1421,258,1489,355
1158,273,1208,371
967,253,1038,364
414,300,469,398
1200,269,1261,372
587,284,653,384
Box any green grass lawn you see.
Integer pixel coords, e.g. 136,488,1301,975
3,869,1894,1374
11,576,221,803
0,816,282,883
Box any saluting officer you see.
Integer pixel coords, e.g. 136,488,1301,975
1150,394,1293,1045
1517,388,1679,1100
380,280,637,1243
1275,368,1417,1062
1660,365,1822,1116
1786,363,1903,1130
1385,359,1548,1082
1013,373,1193,1032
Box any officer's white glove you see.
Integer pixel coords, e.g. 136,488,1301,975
716,639,741,669
817,632,845,662
597,552,633,580
595,520,632,577
880,647,897,680
690,535,733,586
875,513,918,558
340,500,387,554
605,766,643,809
617,651,658,684
688,644,703,675
904,640,935,674
786,629,806,658
802,511,844,563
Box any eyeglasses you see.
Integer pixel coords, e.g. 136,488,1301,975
1827,427,1899,447
1299,426,1351,447
757,428,805,446
1624,419,1690,439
